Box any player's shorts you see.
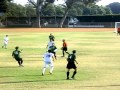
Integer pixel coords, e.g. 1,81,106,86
15,57,22,61
63,47,67,51
66,62,77,69
4,41,8,45
44,61,53,68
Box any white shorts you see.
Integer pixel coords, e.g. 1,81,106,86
44,61,53,68
4,41,8,45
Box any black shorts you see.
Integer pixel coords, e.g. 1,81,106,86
63,47,67,51
15,57,22,61
118,30,120,33
66,62,77,69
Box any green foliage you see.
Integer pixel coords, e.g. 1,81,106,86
6,3,36,17
42,3,55,16
69,3,112,16
0,0,12,13
55,5,65,16
6,3,25,17
25,5,36,17
0,0,7,13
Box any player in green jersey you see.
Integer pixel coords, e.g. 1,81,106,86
66,50,78,80
12,46,23,67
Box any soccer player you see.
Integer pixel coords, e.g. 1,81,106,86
12,46,23,67
46,39,54,50
49,43,57,60
2,35,9,49
42,50,55,76
117,28,120,35
49,33,55,41
61,39,68,57
66,50,78,80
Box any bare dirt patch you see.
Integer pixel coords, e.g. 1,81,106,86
0,28,114,32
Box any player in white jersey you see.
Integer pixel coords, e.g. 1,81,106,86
42,50,55,76
2,35,9,49
46,39,54,50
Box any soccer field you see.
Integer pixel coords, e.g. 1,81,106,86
0,28,120,90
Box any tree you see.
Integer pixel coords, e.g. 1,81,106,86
104,7,112,15
55,5,64,16
0,0,12,13
58,0,101,28
28,0,56,28
42,3,55,16
7,3,26,17
25,4,36,17
67,2,112,16
0,0,7,13
107,2,120,14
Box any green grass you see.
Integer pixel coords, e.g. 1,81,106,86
0,31,120,90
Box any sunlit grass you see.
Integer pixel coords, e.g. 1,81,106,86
0,30,120,90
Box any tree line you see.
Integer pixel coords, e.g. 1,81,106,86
0,0,120,27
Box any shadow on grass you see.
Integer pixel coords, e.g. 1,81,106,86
0,66,18,68
0,79,65,84
77,84,120,87
0,80,120,88
0,76,16,78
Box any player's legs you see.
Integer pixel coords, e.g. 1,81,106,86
62,47,67,57
62,50,65,57
2,43,7,48
62,49,67,57
71,68,77,79
4,42,8,49
16,58,23,67
50,62,54,74
53,52,57,60
4,44,7,49
67,69,70,79
20,58,23,67
42,62,47,75
17,61,21,66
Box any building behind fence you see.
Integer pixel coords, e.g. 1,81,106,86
4,15,120,28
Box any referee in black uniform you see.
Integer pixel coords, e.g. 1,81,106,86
66,50,78,80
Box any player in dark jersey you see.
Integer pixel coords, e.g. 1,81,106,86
49,43,57,60
49,33,55,41
61,39,67,57
12,46,23,67
66,50,78,80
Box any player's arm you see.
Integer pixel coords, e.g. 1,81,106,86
66,51,69,55
75,60,78,64
46,44,48,48
12,51,15,58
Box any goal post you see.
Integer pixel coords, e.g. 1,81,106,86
115,22,120,33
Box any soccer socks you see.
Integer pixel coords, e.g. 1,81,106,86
62,50,65,57
21,59,23,65
42,67,46,75
18,61,21,66
71,71,77,78
50,66,54,74
67,72,69,79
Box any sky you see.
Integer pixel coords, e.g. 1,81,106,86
13,0,120,6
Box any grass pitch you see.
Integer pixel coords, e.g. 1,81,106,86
0,28,120,90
